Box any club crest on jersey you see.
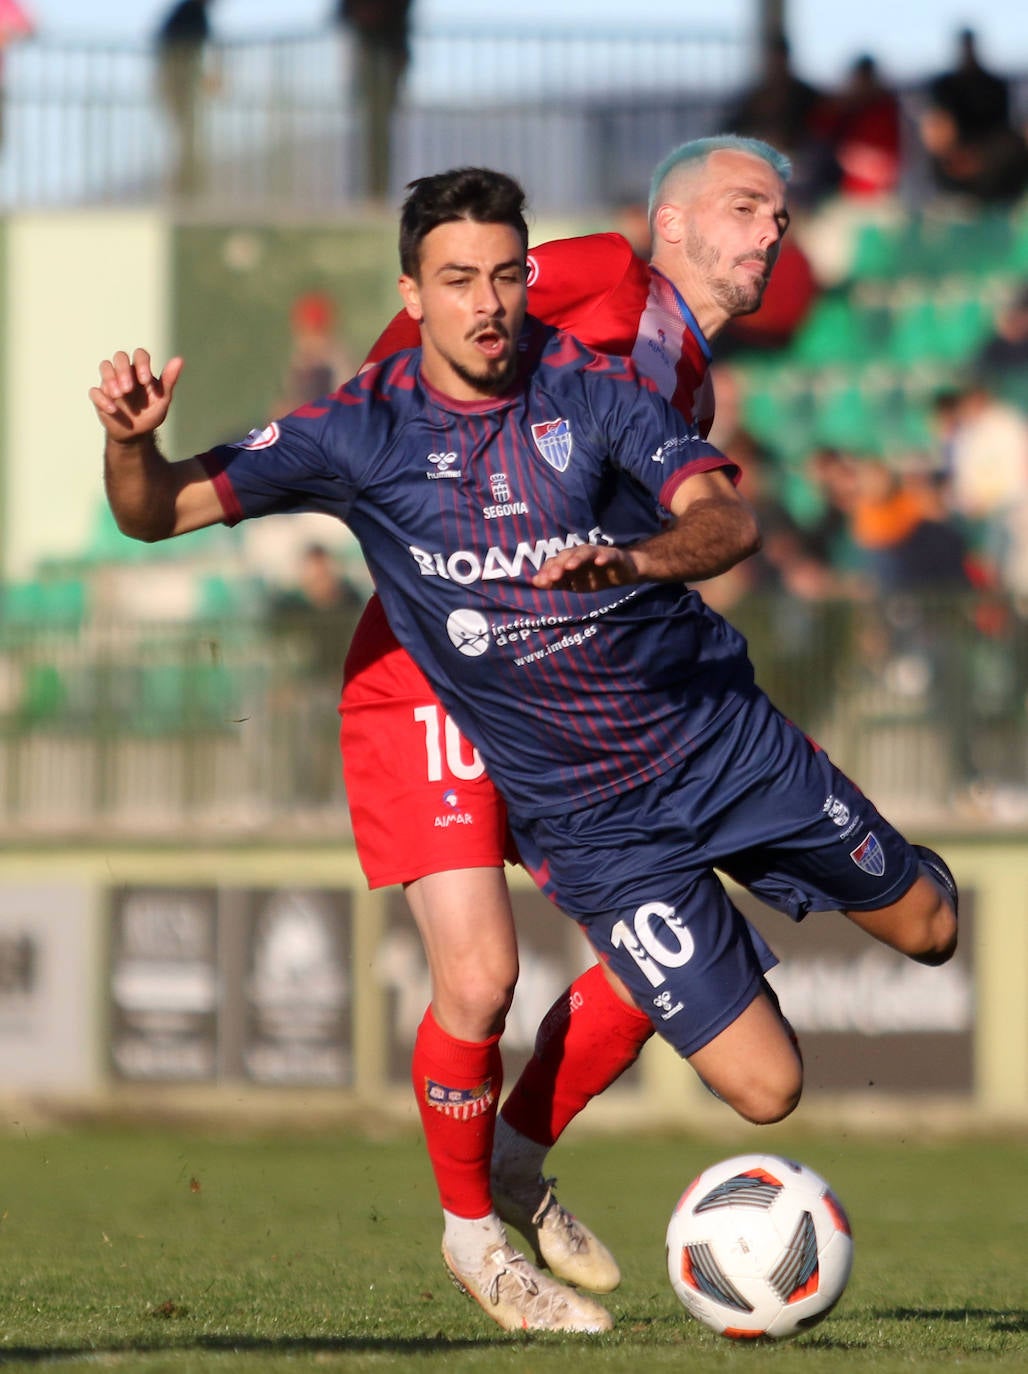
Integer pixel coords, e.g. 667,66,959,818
532,417,573,472
235,421,280,450
850,831,886,877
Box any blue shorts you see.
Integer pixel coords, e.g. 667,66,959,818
511,691,921,1057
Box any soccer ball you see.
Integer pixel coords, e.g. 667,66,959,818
665,1153,853,1340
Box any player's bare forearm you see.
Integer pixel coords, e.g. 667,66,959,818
533,495,760,592
629,494,761,583
104,432,185,542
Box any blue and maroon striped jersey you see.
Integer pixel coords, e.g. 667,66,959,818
200,323,756,819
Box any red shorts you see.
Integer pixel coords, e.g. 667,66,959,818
340,595,518,888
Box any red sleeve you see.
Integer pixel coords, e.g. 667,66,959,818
361,310,421,369
526,233,649,355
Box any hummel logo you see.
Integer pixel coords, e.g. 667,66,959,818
428,451,458,470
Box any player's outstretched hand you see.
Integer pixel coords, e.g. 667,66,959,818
532,543,639,592
89,349,184,442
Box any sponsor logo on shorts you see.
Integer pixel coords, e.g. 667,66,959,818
850,831,886,877
423,1076,496,1120
653,989,684,1020
434,788,474,828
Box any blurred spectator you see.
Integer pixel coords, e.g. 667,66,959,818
917,28,1028,204
931,382,1028,591
702,428,838,613
824,53,902,199
847,454,978,796
701,428,850,734
268,542,364,621
928,27,1010,144
849,456,970,594
335,0,413,201
267,542,366,805
272,290,357,417
155,0,218,197
932,383,1028,523
723,30,837,205
803,445,866,580
972,283,1028,382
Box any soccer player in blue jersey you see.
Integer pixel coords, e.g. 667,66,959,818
92,166,957,1336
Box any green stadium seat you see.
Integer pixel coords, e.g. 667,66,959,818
1,578,86,626
849,223,902,280
885,296,941,364
933,294,992,362
812,383,879,453
789,295,873,365
1005,215,1028,272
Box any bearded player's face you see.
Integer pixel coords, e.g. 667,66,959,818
679,149,790,317
399,220,528,401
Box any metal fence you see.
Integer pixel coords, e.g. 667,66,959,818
0,24,747,213
1,593,1025,838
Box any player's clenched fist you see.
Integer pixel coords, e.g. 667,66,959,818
88,348,184,442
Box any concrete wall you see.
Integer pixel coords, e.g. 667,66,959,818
2,211,170,578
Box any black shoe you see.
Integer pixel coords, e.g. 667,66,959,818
912,844,958,919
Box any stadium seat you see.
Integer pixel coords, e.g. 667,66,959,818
789,294,873,366
1,578,86,626
812,382,878,453
849,223,902,280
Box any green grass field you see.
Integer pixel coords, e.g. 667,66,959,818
0,1122,1022,1372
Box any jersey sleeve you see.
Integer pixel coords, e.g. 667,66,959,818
527,233,648,355
585,352,738,506
196,399,361,525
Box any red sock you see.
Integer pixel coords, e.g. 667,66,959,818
500,964,653,1148
412,1006,503,1218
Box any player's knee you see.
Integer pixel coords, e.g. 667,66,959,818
434,969,516,1040
733,1069,803,1126
714,1052,803,1125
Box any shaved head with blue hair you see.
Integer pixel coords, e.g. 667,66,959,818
648,136,792,220
644,134,792,336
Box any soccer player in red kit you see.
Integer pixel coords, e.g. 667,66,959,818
339,136,795,1300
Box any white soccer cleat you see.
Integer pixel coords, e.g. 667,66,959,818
491,1175,621,1293
442,1239,613,1333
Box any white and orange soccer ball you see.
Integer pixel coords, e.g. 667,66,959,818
665,1153,854,1340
